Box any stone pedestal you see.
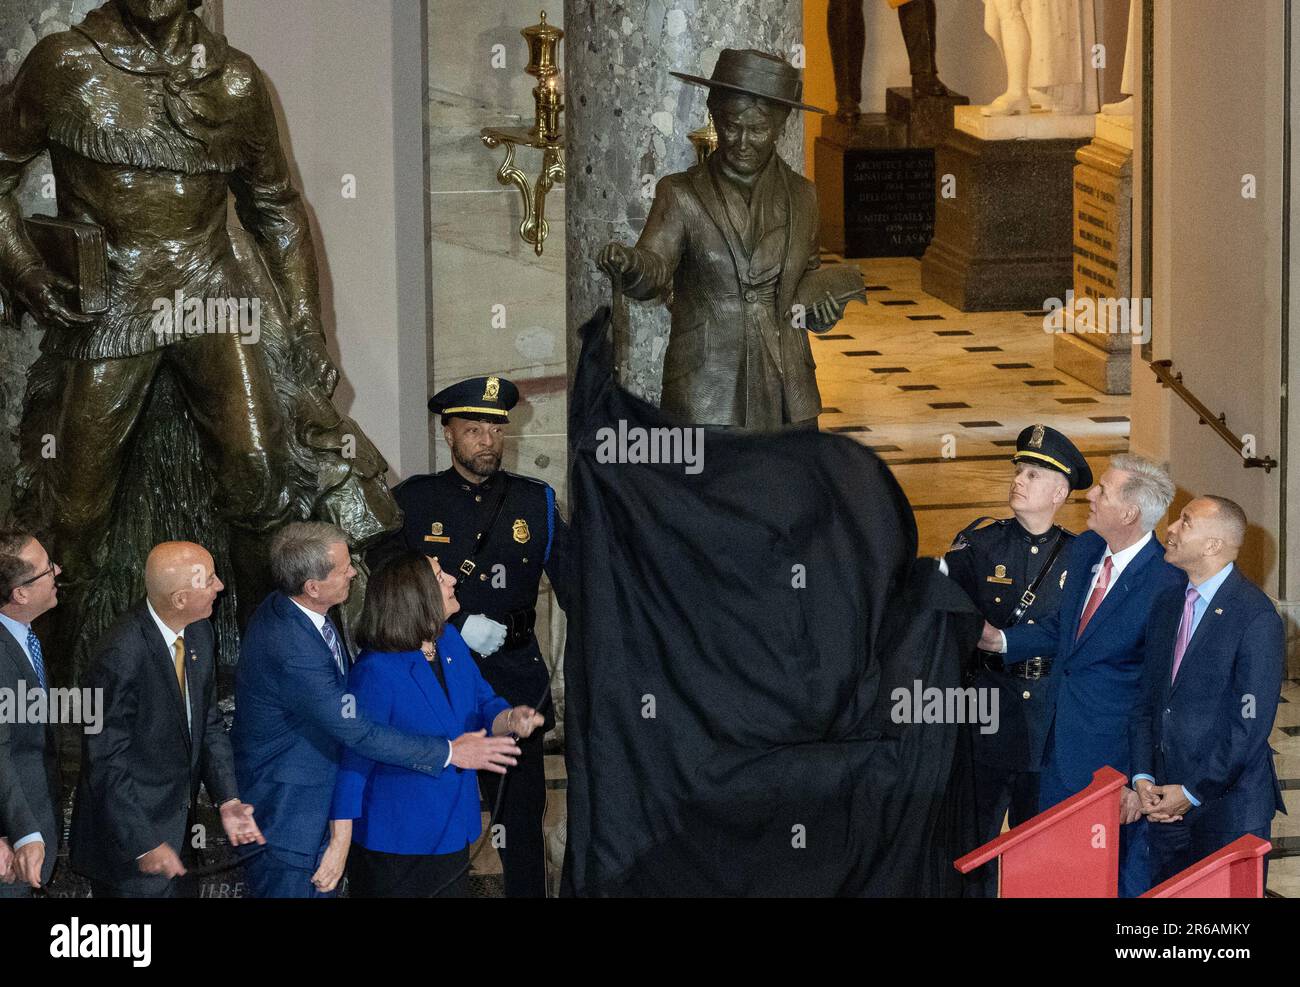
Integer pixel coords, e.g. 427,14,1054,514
920,121,1088,312
1053,117,1134,394
815,87,966,258
885,86,969,149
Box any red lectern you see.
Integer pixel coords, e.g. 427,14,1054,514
1141,834,1271,899
954,766,1125,897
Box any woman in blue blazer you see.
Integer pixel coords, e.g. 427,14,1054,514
330,551,544,897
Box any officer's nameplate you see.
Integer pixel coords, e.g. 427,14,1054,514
987,563,1013,585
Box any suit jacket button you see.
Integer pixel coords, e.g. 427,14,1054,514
1027,619,1035,624
1022,690,1031,700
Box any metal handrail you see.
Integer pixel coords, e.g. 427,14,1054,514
1149,360,1277,472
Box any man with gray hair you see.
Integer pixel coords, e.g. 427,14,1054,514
979,453,1184,896
232,522,520,897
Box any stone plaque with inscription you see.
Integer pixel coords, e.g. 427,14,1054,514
1054,133,1133,394
816,142,935,258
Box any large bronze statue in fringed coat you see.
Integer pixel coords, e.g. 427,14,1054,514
0,0,398,677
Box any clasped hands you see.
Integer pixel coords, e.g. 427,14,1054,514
1134,777,1192,823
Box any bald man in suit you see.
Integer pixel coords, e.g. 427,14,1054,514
70,542,264,897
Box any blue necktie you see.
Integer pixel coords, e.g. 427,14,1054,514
321,619,346,678
26,628,46,691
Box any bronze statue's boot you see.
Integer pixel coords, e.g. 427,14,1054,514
899,0,950,98
836,100,862,125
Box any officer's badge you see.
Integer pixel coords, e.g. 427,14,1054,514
484,376,501,401
987,563,1013,585
1059,569,1068,590
431,522,443,535
1029,424,1045,449
512,518,530,544
424,521,450,544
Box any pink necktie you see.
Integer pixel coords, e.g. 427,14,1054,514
1170,584,1200,683
1076,554,1113,638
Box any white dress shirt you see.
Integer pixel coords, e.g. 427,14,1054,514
146,600,191,732
999,530,1155,653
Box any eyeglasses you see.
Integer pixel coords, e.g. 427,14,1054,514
16,562,59,587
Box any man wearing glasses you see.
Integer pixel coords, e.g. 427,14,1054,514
0,528,62,895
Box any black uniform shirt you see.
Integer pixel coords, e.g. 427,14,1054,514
944,516,1074,648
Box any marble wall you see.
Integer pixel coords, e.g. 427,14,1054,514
428,1,571,724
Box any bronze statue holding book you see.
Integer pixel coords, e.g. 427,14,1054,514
598,49,864,430
0,0,398,674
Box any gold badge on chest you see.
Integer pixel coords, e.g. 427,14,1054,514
424,521,450,544
987,563,1013,585
512,518,530,544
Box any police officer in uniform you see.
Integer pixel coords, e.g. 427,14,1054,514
375,376,572,897
943,424,1091,897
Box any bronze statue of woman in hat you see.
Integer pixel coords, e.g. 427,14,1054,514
598,49,861,431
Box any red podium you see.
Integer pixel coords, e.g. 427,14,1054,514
954,766,1125,897
1141,834,1271,898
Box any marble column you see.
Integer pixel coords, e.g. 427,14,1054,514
563,0,805,403
0,1,103,518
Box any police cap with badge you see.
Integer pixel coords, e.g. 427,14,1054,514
428,375,520,423
1011,423,1092,492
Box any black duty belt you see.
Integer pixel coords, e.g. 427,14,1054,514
498,607,536,650
979,652,1053,680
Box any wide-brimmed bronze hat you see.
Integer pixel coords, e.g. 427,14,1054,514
671,48,828,114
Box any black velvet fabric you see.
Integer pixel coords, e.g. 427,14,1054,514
562,309,982,897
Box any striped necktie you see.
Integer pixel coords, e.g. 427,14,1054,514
322,619,346,677
26,628,46,691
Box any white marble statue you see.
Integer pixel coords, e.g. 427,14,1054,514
982,0,1100,117
1100,0,1137,116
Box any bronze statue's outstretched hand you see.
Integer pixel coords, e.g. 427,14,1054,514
294,332,340,397
12,267,94,331
597,242,636,280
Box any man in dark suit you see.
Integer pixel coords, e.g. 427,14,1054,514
597,49,848,430
69,541,265,897
1132,495,1286,886
0,528,63,896
232,521,515,898
980,454,1183,896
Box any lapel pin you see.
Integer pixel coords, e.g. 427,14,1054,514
1214,608,1223,615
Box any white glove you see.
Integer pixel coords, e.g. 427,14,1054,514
460,614,507,656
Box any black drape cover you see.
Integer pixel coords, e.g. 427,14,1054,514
563,309,981,896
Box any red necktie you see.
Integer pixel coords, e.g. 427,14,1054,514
1076,554,1114,638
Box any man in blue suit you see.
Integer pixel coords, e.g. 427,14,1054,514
232,522,519,897
980,454,1182,896
1132,495,1285,887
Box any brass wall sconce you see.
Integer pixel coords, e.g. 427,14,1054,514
688,115,718,164
481,11,565,256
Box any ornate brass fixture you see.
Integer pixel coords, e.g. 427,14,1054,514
481,11,565,256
